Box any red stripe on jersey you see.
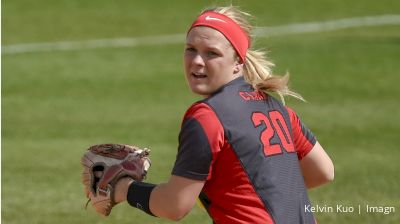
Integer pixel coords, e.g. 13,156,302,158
203,142,274,224
183,103,224,180
286,107,315,160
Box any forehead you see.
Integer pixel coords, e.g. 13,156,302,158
186,26,231,47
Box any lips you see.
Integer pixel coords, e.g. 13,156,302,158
192,72,207,79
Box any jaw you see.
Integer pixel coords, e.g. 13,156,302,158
186,76,211,96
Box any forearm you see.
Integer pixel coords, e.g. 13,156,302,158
150,183,190,221
149,176,204,220
114,175,204,221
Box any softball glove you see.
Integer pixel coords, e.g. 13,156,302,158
81,143,151,216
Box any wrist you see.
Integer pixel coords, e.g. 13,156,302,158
127,181,157,216
114,177,134,203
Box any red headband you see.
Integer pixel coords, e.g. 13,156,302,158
188,11,250,63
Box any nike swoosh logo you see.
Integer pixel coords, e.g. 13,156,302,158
205,16,227,23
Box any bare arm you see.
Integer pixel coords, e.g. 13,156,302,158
114,175,204,221
150,175,205,220
300,141,334,189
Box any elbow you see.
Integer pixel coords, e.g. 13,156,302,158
167,215,185,222
160,203,192,221
326,159,335,182
321,164,335,184
164,209,190,222
305,164,335,189
305,170,334,189
327,167,335,182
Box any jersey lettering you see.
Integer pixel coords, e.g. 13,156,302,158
251,111,295,156
269,111,295,152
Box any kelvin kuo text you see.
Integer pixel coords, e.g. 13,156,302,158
305,204,396,215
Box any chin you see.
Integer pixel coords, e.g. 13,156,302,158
190,87,211,96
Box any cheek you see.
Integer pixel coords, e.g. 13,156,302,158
213,62,234,78
183,56,191,73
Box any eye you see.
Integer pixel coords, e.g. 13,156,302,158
185,47,196,53
207,51,220,57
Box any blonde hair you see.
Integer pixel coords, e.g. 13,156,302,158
204,6,304,103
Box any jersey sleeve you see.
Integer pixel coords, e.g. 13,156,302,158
286,107,317,160
172,103,224,181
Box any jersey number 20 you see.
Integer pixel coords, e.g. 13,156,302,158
251,111,295,156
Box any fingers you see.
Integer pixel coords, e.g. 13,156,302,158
94,171,103,178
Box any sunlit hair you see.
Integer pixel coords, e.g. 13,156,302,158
202,6,304,103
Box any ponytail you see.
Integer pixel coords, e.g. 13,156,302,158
243,49,304,104
209,5,304,103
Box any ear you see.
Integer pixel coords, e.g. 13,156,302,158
233,60,244,74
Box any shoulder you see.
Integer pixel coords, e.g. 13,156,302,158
284,106,299,120
183,102,218,123
182,102,224,137
285,106,295,115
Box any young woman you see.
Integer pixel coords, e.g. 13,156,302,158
111,6,334,223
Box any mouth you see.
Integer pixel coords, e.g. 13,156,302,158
191,72,207,79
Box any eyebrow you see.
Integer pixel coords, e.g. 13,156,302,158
206,47,222,53
185,43,222,51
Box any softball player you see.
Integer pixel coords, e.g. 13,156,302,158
112,6,334,223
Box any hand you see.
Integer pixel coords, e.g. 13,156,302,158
91,171,134,204
114,177,135,203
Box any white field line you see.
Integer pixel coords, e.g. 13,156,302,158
253,14,400,36
2,15,400,55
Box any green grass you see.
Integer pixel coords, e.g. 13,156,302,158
2,0,400,223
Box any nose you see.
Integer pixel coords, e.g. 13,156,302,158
192,53,205,67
